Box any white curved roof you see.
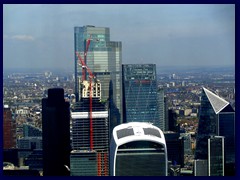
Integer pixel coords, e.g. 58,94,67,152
112,122,166,146
203,87,229,114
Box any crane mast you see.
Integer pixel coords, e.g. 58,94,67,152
76,49,94,151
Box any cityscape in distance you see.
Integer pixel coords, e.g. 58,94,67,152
3,4,235,176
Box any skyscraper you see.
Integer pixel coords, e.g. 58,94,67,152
71,81,109,176
74,26,122,126
3,106,16,149
122,64,160,128
110,122,168,176
42,88,70,176
195,87,235,175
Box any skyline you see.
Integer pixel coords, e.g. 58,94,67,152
3,4,235,70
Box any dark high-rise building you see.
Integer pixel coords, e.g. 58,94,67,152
110,122,168,176
168,109,178,132
74,25,122,127
208,136,224,176
42,88,70,176
164,131,184,167
122,64,160,128
3,106,16,149
195,87,235,175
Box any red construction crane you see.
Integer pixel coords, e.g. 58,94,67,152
76,51,94,151
81,36,92,81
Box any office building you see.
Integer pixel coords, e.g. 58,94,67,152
74,25,122,127
180,133,192,155
164,131,184,167
168,109,178,132
3,106,16,149
17,137,42,150
23,123,42,137
195,87,235,175
110,122,168,176
158,88,166,130
194,159,208,176
71,81,109,176
208,136,224,176
122,64,160,128
42,88,70,176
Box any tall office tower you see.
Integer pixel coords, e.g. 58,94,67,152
71,81,109,176
3,106,16,149
42,88,70,176
195,87,235,175
74,25,122,127
122,64,160,128
194,159,208,176
158,88,166,130
208,136,224,176
110,122,168,176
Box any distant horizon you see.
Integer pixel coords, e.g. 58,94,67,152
3,64,235,74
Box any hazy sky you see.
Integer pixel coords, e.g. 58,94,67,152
3,4,235,70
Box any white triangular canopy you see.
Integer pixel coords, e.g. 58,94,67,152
203,87,229,114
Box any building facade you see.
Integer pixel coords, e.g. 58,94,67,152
122,64,160,128
74,25,122,126
3,106,16,149
70,150,98,176
208,136,224,176
195,87,235,175
110,122,168,176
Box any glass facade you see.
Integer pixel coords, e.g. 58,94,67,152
115,141,167,176
74,26,122,125
218,112,235,164
122,64,160,128
70,151,98,176
195,88,235,175
208,136,224,176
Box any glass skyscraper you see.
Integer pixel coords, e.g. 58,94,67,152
195,87,235,175
74,26,122,125
122,64,160,128
208,136,224,176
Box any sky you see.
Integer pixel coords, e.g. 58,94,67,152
3,4,235,70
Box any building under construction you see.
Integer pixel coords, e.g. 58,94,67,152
70,80,109,176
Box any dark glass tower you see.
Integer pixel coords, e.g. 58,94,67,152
42,88,70,176
122,64,160,128
195,87,235,175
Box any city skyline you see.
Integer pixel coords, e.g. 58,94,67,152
3,4,235,70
